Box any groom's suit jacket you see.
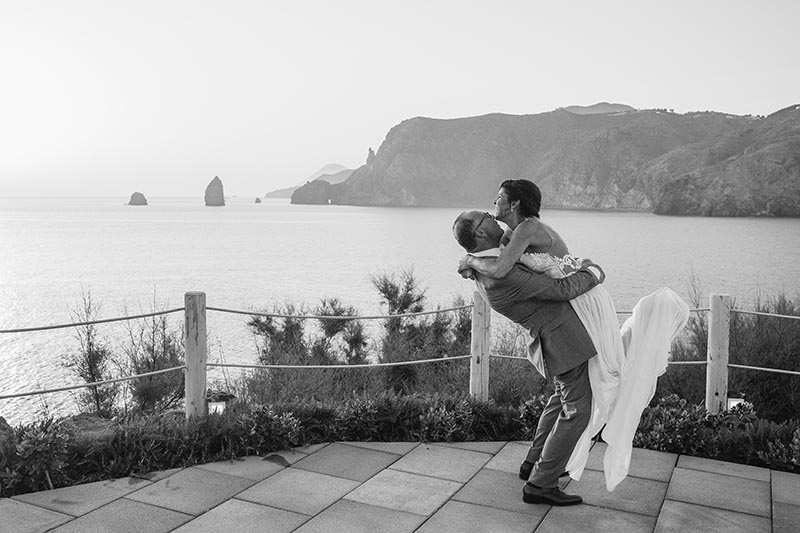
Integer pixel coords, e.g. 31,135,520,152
478,265,599,377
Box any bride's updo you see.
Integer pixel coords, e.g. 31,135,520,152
500,179,541,218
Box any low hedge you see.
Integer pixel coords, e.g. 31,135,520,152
1,393,798,498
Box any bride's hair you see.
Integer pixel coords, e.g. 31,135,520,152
500,179,541,218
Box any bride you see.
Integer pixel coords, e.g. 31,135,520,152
459,179,690,491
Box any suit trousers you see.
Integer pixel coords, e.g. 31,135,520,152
525,359,592,488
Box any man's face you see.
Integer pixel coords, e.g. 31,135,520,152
467,210,503,244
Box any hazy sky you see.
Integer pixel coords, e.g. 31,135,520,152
2,0,798,198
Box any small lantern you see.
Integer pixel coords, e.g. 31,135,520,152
726,390,745,410
206,390,236,414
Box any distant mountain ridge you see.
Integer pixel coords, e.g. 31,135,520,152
265,164,352,198
563,102,636,115
291,103,800,216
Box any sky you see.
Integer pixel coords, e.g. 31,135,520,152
1,0,798,198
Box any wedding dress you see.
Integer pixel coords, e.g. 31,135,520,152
517,252,690,491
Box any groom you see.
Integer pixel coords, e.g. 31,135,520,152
453,210,602,506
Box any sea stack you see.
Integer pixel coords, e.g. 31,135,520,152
127,192,148,205
205,176,225,206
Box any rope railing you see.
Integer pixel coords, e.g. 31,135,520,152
728,364,800,376
616,307,709,315
0,366,186,401
732,309,800,320
490,356,713,366
208,355,471,371
0,308,184,334
206,304,473,320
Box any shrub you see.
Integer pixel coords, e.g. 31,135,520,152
63,293,118,418
728,294,800,422
123,313,185,414
654,285,800,422
0,418,72,496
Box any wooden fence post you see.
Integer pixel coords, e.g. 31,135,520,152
185,291,207,420
705,293,731,414
470,290,491,402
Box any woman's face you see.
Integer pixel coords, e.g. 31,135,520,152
494,187,514,222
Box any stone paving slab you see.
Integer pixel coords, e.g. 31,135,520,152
236,467,360,516
677,454,771,482
537,503,656,533
125,466,255,516
391,443,492,482
193,454,292,481
434,440,508,454
586,442,677,482
174,498,309,533
452,468,548,520
133,467,182,482
292,442,401,482
772,469,800,505
293,443,328,454
773,501,800,533
569,468,667,517
654,499,770,533
346,469,462,516
666,467,771,517
483,441,530,474
295,499,426,533
50,497,192,533
13,476,151,517
0,498,72,533
340,441,419,455
416,500,536,533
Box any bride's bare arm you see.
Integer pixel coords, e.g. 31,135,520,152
462,219,551,278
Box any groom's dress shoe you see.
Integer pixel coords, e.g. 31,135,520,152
518,461,569,480
522,482,582,506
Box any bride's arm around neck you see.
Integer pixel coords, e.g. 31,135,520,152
467,219,556,279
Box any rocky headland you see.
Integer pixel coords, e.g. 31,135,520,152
292,103,800,216
269,164,353,199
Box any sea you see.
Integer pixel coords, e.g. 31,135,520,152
2,196,799,426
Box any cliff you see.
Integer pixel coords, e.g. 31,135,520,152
205,176,225,207
294,104,800,216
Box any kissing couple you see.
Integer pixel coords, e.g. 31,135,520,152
454,179,690,506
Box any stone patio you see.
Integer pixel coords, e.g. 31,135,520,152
3,440,799,532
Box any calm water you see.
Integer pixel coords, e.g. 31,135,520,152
2,197,799,425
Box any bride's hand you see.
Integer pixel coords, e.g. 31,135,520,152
580,258,606,283
459,267,476,280
458,255,476,279
458,254,474,273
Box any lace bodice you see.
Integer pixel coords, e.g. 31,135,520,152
517,252,584,279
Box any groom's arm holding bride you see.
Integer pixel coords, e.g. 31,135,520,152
477,258,604,304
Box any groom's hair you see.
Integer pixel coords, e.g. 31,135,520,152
500,179,541,218
452,213,478,252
